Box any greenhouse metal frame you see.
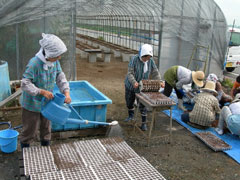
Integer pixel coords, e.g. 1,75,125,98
0,0,228,80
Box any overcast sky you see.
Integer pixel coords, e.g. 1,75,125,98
214,0,240,26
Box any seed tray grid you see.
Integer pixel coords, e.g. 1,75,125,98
120,157,166,180
74,139,114,166
51,143,85,170
30,171,64,180
23,146,57,175
141,80,162,92
22,138,166,180
91,161,130,180
139,92,175,106
100,137,138,161
62,166,98,180
195,132,232,151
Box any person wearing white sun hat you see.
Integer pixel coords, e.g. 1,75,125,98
163,65,205,111
20,33,71,148
124,44,162,131
215,93,240,136
206,73,232,106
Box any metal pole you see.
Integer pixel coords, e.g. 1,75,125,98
207,6,217,73
177,0,185,65
71,0,76,80
16,24,20,80
128,18,131,48
157,0,165,71
43,0,46,32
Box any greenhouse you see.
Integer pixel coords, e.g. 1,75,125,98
2,1,240,180
0,0,227,79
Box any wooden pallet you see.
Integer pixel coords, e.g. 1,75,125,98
0,89,22,118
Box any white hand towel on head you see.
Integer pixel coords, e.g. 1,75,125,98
39,33,67,59
140,44,153,73
35,48,54,70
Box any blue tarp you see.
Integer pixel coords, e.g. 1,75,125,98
164,105,240,164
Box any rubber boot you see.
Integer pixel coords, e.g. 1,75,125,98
21,143,30,149
140,116,147,131
41,140,50,146
178,99,187,111
215,117,224,135
124,110,134,122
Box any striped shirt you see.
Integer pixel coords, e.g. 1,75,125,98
21,56,63,112
124,54,161,91
189,92,220,126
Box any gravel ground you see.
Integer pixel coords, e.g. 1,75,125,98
0,56,240,180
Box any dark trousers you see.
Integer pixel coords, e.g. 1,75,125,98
163,81,183,99
19,108,51,144
125,87,147,116
181,112,190,123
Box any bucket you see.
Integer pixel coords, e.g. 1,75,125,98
0,129,19,153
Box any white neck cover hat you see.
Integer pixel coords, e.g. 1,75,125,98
39,33,67,59
140,44,153,73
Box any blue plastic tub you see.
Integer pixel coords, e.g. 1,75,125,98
0,61,11,101
0,129,19,153
52,81,112,131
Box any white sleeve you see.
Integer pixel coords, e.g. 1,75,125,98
21,78,40,96
56,72,70,93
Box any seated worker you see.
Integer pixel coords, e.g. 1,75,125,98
215,93,240,136
181,81,220,128
231,75,240,98
124,44,161,131
206,73,232,106
163,65,205,111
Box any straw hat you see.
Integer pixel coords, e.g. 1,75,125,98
192,71,205,87
201,81,218,96
232,93,240,103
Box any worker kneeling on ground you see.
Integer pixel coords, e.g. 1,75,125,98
181,81,221,129
215,93,240,136
124,44,161,131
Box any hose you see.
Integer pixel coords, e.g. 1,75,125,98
0,122,22,130
0,121,11,129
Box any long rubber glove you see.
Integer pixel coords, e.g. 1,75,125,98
178,89,185,96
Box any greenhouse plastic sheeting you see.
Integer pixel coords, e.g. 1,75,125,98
0,0,76,80
75,0,228,77
0,0,227,80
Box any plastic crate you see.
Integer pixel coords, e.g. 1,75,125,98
51,81,112,131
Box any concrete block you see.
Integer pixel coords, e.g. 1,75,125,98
122,53,134,62
104,53,111,63
89,53,97,63
112,50,122,58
